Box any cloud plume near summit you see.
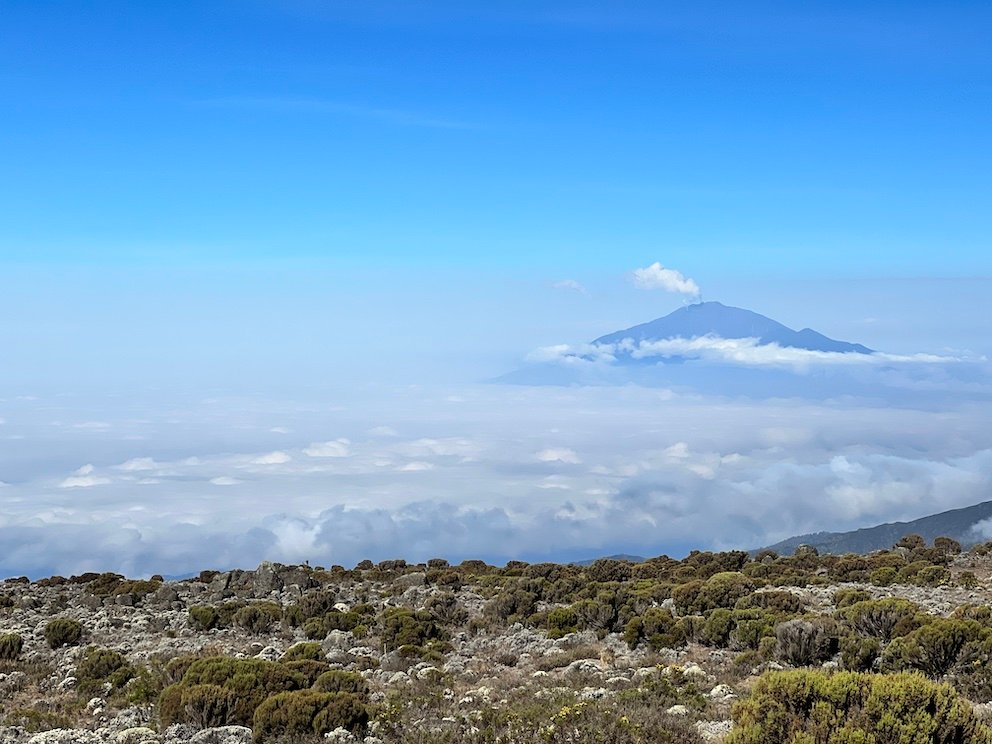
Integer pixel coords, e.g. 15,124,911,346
631,262,701,297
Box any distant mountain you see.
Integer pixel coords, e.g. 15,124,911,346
760,500,992,556
593,301,873,354
496,301,878,390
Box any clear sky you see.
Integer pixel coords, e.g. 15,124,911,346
3,1,990,275
2,2,991,576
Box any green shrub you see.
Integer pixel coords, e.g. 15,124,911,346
233,603,282,634
702,609,733,647
882,618,991,679
735,590,805,615
840,634,881,672
252,690,368,742
44,618,83,649
726,669,992,744
673,572,755,614
178,684,238,728
832,588,872,609
837,598,921,642
869,566,898,586
624,608,686,651
188,605,219,631
161,657,306,727
0,632,23,660
378,607,443,651
774,619,834,667
282,659,331,686
313,670,369,696
286,590,338,626
484,588,538,624
546,606,579,639
76,647,135,693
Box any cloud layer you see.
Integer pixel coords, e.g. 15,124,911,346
2,384,991,578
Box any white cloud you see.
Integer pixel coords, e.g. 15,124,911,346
303,439,351,458
631,262,700,296
116,457,159,472
533,335,969,371
59,464,111,489
553,279,588,294
536,447,582,464
369,426,399,437
399,461,435,472
3,384,992,578
252,451,292,465
270,427,291,434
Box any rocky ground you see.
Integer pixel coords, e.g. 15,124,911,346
2,543,992,743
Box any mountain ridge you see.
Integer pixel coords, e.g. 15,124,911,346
593,301,873,354
759,499,992,556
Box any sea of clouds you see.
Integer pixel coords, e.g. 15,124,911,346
2,381,992,578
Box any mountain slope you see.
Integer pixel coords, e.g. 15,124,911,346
760,500,992,556
594,301,873,353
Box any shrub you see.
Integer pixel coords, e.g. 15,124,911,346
378,607,443,651
252,690,368,741
774,619,834,667
624,608,686,650
585,558,633,583
883,618,990,679
0,632,23,660
178,684,238,728
76,647,135,693
188,605,219,631
484,589,538,624
313,670,369,696
569,599,615,634
840,634,881,672
735,590,805,615
286,590,338,625
282,642,326,663
233,603,282,634
44,618,83,649
423,593,468,626
832,588,872,609
732,670,992,743
161,657,305,727
870,566,899,586
546,606,579,639
282,660,331,686
838,598,921,642
701,609,733,648
673,572,755,614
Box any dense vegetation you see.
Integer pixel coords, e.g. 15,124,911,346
1,535,992,742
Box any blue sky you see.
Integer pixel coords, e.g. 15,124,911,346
3,1,990,275
2,2,992,576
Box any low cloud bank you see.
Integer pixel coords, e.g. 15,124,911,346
1,386,991,578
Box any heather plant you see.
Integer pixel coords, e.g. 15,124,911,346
253,690,369,742
0,632,23,661
76,647,135,694
727,669,992,744
313,670,369,696
882,618,991,679
774,618,835,667
232,602,282,634
837,598,922,642
44,618,83,649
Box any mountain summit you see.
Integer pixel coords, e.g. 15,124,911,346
594,301,873,354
